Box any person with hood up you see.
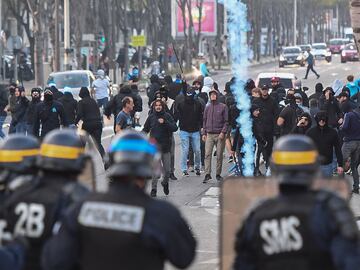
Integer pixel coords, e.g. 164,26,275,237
58,87,77,127
33,89,68,138
143,99,178,197
345,75,359,98
294,79,309,107
25,88,41,135
309,83,324,101
91,69,110,110
165,75,182,100
147,74,161,107
306,111,343,178
340,105,360,194
202,76,214,95
48,83,64,100
337,91,356,114
175,85,204,177
291,112,312,134
309,98,320,127
202,88,228,183
75,87,105,157
294,93,310,113
319,87,343,128
12,86,29,134
193,78,208,104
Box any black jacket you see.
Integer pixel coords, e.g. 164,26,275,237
0,88,8,117
58,93,77,125
256,96,279,133
26,98,41,125
175,95,204,133
33,100,68,138
50,86,64,100
143,110,178,153
12,96,29,124
306,125,343,166
147,75,161,106
75,89,102,125
104,86,142,118
319,96,343,127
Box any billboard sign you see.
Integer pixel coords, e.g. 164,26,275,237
176,0,217,37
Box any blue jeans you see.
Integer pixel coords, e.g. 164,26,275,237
97,97,109,110
180,131,201,172
320,163,334,178
15,121,27,134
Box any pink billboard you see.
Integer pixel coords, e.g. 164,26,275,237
176,0,217,36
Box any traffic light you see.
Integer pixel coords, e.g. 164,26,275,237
97,33,105,52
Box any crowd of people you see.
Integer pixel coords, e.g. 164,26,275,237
1,68,360,196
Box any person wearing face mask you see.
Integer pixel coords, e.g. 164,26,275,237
319,87,343,128
175,84,204,177
143,99,178,197
25,88,41,135
33,89,68,138
294,93,310,114
306,111,343,178
277,89,304,136
193,79,208,104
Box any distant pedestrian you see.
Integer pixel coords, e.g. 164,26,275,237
92,69,110,111
202,88,228,183
75,87,105,157
33,89,68,138
115,96,134,133
0,84,8,138
58,87,77,127
12,87,29,134
143,99,178,197
7,83,17,134
25,88,41,135
200,61,210,77
304,48,320,79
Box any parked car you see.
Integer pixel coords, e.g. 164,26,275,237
341,43,359,63
279,46,305,68
255,72,297,91
311,43,332,62
328,38,348,54
47,70,95,99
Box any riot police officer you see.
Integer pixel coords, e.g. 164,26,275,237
233,135,360,270
42,130,196,270
0,134,40,204
4,129,90,270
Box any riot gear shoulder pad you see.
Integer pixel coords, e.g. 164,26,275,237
316,190,359,241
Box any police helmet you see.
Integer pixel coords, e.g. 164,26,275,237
0,134,40,173
271,135,319,185
106,130,160,179
37,129,87,173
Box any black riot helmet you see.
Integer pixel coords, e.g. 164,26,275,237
106,130,160,180
37,129,88,173
0,134,40,173
271,134,319,186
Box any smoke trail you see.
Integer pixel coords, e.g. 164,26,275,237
223,0,254,176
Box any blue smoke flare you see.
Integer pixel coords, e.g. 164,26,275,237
223,0,254,176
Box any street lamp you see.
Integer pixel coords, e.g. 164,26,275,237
294,0,297,45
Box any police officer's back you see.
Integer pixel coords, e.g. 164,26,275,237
233,135,360,270
43,131,196,270
4,129,90,270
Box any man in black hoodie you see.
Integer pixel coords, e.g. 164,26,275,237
175,87,204,176
26,88,41,135
257,85,279,174
306,111,343,178
147,74,161,107
319,87,343,128
58,89,77,126
308,83,323,101
33,89,68,139
75,87,105,157
143,99,178,197
48,84,64,100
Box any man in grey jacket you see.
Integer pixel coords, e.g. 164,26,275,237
202,88,228,183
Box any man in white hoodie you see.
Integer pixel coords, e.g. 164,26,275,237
202,76,214,96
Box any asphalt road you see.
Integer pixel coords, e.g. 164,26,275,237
3,55,360,270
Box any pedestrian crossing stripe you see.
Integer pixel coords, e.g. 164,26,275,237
0,149,39,162
40,144,84,159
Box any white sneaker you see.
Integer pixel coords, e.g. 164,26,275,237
265,167,271,177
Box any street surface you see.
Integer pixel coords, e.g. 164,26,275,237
4,54,360,269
